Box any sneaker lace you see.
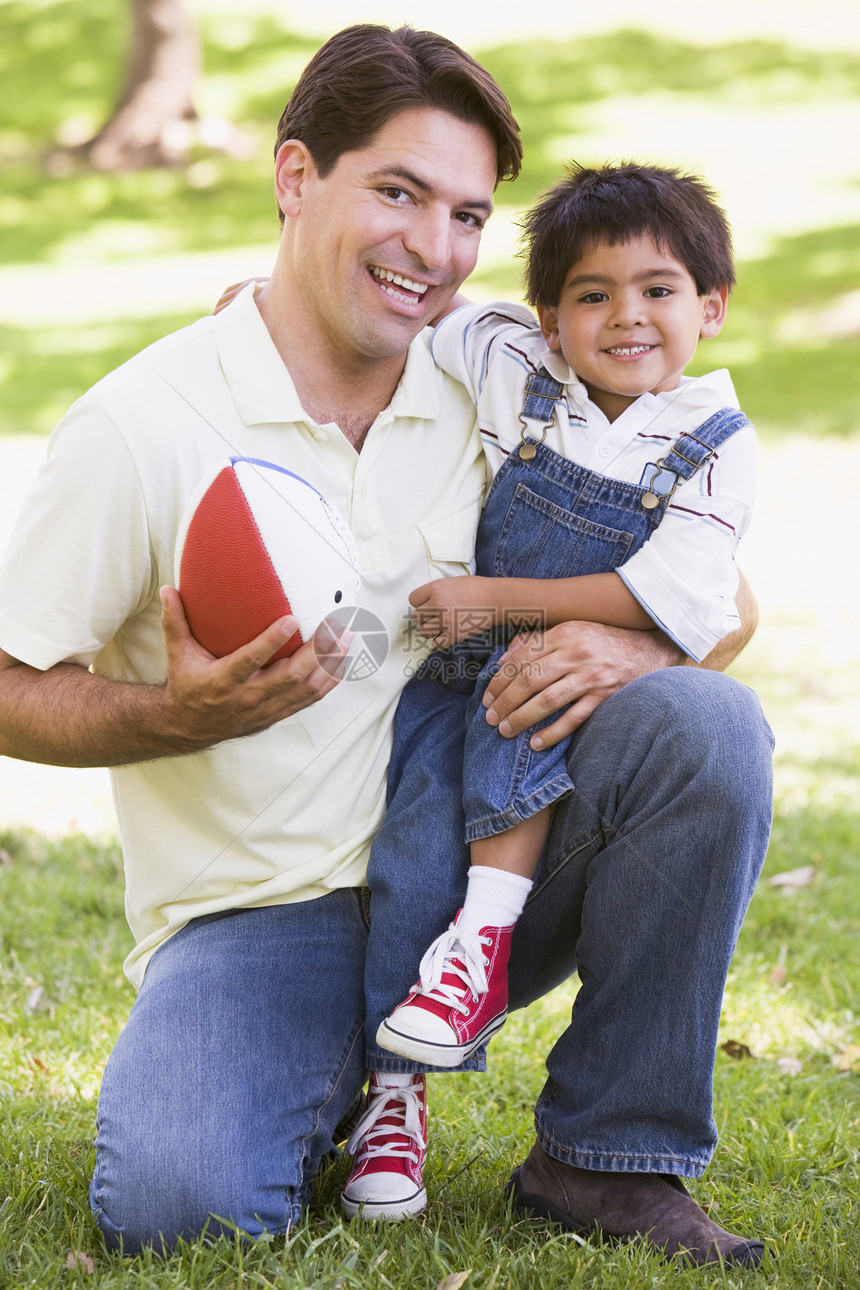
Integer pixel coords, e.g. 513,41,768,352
347,1081,425,1164
415,925,491,1014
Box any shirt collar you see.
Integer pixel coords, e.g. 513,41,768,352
213,284,441,428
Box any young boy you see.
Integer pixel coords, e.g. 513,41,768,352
343,162,756,1218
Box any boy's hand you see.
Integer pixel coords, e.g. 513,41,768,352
213,278,269,314
409,576,498,648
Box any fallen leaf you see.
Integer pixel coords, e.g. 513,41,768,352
66,1250,95,1273
436,1273,471,1290
721,1040,755,1061
26,986,44,1014
777,1056,803,1076
767,866,816,889
832,1045,860,1074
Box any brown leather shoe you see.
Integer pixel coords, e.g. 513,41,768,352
508,1141,764,1267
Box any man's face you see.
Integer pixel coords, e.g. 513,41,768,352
280,108,497,366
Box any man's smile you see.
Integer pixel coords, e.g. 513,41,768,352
369,265,430,304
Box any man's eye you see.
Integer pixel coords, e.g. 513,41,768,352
380,187,408,202
455,212,484,230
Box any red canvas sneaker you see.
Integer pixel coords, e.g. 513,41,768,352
376,914,512,1067
340,1072,427,1220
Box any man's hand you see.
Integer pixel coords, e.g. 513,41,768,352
213,278,268,314
482,622,683,750
0,590,353,768
158,586,352,749
409,576,499,648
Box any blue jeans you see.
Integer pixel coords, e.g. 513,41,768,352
90,893,369,1253
365,666,773,1168
91,670,773,1249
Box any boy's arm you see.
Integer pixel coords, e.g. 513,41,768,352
410,571,652,648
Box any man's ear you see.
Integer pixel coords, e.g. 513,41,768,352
536,303,562,351
274,139,314,219
700,285,729,339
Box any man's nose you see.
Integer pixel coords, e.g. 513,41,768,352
403,207,452,273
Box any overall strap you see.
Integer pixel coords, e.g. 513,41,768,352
662,408,750,481
641,408,750,509
517,367,564,460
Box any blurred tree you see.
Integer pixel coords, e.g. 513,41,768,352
83,0,200,170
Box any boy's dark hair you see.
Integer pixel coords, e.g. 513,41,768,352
275,24,522,206
521,161,736,306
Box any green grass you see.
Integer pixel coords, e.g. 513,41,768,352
0,796,858,1286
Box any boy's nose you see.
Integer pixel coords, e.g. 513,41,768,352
610,295,647,328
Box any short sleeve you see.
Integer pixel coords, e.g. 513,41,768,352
0,399,156,670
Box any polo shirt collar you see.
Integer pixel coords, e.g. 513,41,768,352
213,284,440,428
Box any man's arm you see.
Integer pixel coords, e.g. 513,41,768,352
689,568,758,672
0,588,350,768
481,569,757,751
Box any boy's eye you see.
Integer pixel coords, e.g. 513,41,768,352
645,286,671,298
580,291,608,304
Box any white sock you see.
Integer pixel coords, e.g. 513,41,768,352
373,1071,415,1088
457,865,533,936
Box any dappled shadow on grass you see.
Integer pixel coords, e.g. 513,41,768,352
688,222,860,438
4,2,860,268
479,29,860,211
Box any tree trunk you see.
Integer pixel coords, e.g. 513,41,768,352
84,0,200,171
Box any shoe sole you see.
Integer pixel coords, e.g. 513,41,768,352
341,1186,427,1221
375,1010,507,1067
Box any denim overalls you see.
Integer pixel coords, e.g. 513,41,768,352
363,379,749,1065
400,377,749,843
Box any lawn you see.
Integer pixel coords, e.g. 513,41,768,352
0,1,858,1286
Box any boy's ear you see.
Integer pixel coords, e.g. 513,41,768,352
536,303,562,351
274,139,314,218
700,285,729,339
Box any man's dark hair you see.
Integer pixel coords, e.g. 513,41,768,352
520,161,736,307
275,24,522,191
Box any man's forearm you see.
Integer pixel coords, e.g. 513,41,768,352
0,655,203,767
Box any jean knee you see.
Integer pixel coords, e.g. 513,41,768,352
90,1140,303,1254
613,668,773,764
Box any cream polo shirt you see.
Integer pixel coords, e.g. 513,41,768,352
431,302,757,661
0,286,485,987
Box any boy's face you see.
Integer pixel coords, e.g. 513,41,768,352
537,234,728,422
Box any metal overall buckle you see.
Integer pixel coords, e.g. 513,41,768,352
518,369,562,460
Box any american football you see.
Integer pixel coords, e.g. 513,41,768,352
175,457,360,663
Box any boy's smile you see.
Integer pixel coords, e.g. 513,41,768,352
537,234,728,422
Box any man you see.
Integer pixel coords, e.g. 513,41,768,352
0,25,772,1265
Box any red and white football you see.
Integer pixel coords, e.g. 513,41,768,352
175,456,360,663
